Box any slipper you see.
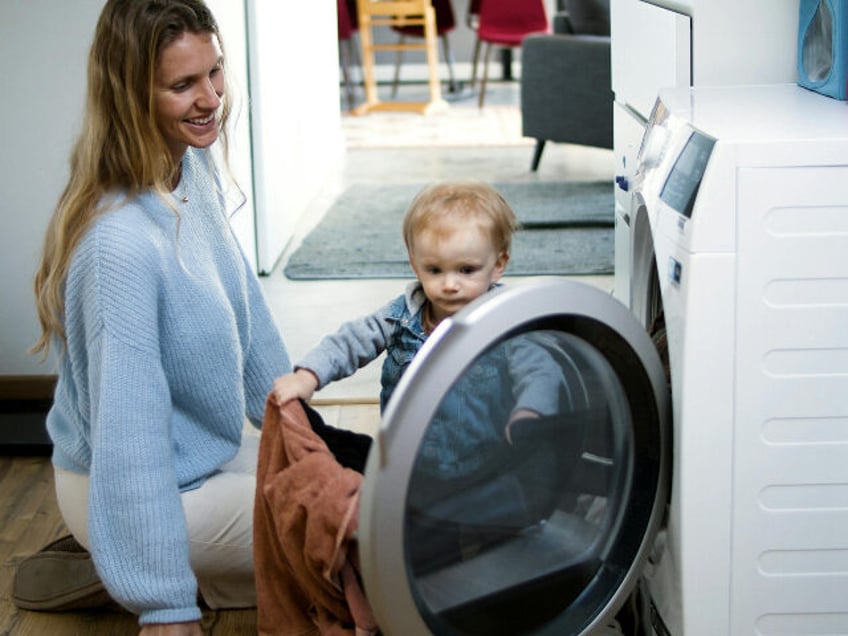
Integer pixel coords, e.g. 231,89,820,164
12,535,114,612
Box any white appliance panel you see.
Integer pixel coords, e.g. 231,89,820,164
640,0,692,12
732,165,848,633
613,102,650,307
611,0,691,118
631,84,848,635
612,0,799,305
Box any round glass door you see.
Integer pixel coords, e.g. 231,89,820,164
358,279,670,636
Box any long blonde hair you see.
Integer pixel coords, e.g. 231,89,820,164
32,0,234,358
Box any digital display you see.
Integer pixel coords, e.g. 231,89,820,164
660,131,715,218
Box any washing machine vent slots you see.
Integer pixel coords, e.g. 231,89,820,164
798,0,848,100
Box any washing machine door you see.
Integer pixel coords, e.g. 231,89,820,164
358,278,670,636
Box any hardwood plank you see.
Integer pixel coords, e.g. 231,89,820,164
0,457,64,571
203,608,257,634
0,455,262,634
6,606,258,635
0,457,80,636
8,607,138,635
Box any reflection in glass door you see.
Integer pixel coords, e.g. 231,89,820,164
405,330,634,635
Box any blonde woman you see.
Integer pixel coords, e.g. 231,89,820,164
29,1,291,633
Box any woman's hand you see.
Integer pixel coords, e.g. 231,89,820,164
139,621,204,636
273,368,319,408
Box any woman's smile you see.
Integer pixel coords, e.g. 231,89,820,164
154,31,224,162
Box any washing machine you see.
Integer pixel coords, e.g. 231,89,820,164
352,83,848,635
624,83,848,635
357,278,672,635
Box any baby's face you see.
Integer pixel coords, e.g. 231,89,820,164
409,223,508,325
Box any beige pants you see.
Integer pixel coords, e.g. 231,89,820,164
54,432,260,610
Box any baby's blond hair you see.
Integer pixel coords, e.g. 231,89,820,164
402,181,520,256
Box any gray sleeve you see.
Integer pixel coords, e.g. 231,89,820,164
507,335,565,417
296,304,394,389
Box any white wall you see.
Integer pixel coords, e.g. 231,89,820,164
0,0,343,375
248,1,344,274
207,0,258,268
0,0,103,375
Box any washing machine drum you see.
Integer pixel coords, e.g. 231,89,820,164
358,279,671,636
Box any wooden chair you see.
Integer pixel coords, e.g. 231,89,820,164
353,0,448,115
389,0,458,97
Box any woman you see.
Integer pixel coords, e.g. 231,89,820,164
30,0,291,632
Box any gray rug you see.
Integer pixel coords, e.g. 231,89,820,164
284,181,614,279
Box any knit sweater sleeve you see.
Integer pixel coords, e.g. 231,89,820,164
72,217,200,625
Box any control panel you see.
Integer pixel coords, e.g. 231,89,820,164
659,131,715,218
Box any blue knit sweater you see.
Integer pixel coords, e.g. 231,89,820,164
47,148,291,624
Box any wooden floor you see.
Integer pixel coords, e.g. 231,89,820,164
0,401,380,635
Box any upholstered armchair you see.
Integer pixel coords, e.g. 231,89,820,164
520,0,613,171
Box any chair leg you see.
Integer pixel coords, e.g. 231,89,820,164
478,42,493,108
391,34,406,98
470,36,482,89
350,33,363,88
531,139,546,172
440,34,458,93
339,40,356,111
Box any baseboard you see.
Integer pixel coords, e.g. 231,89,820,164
0,375,56,455
0,375,57,400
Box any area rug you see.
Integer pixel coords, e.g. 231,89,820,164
284,181,614,280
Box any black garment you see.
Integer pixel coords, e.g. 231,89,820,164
300,399,373,474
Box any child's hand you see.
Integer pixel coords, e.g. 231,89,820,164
273,369,319,407
504,408,540,444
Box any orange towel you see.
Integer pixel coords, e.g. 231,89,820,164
254,396,379,636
